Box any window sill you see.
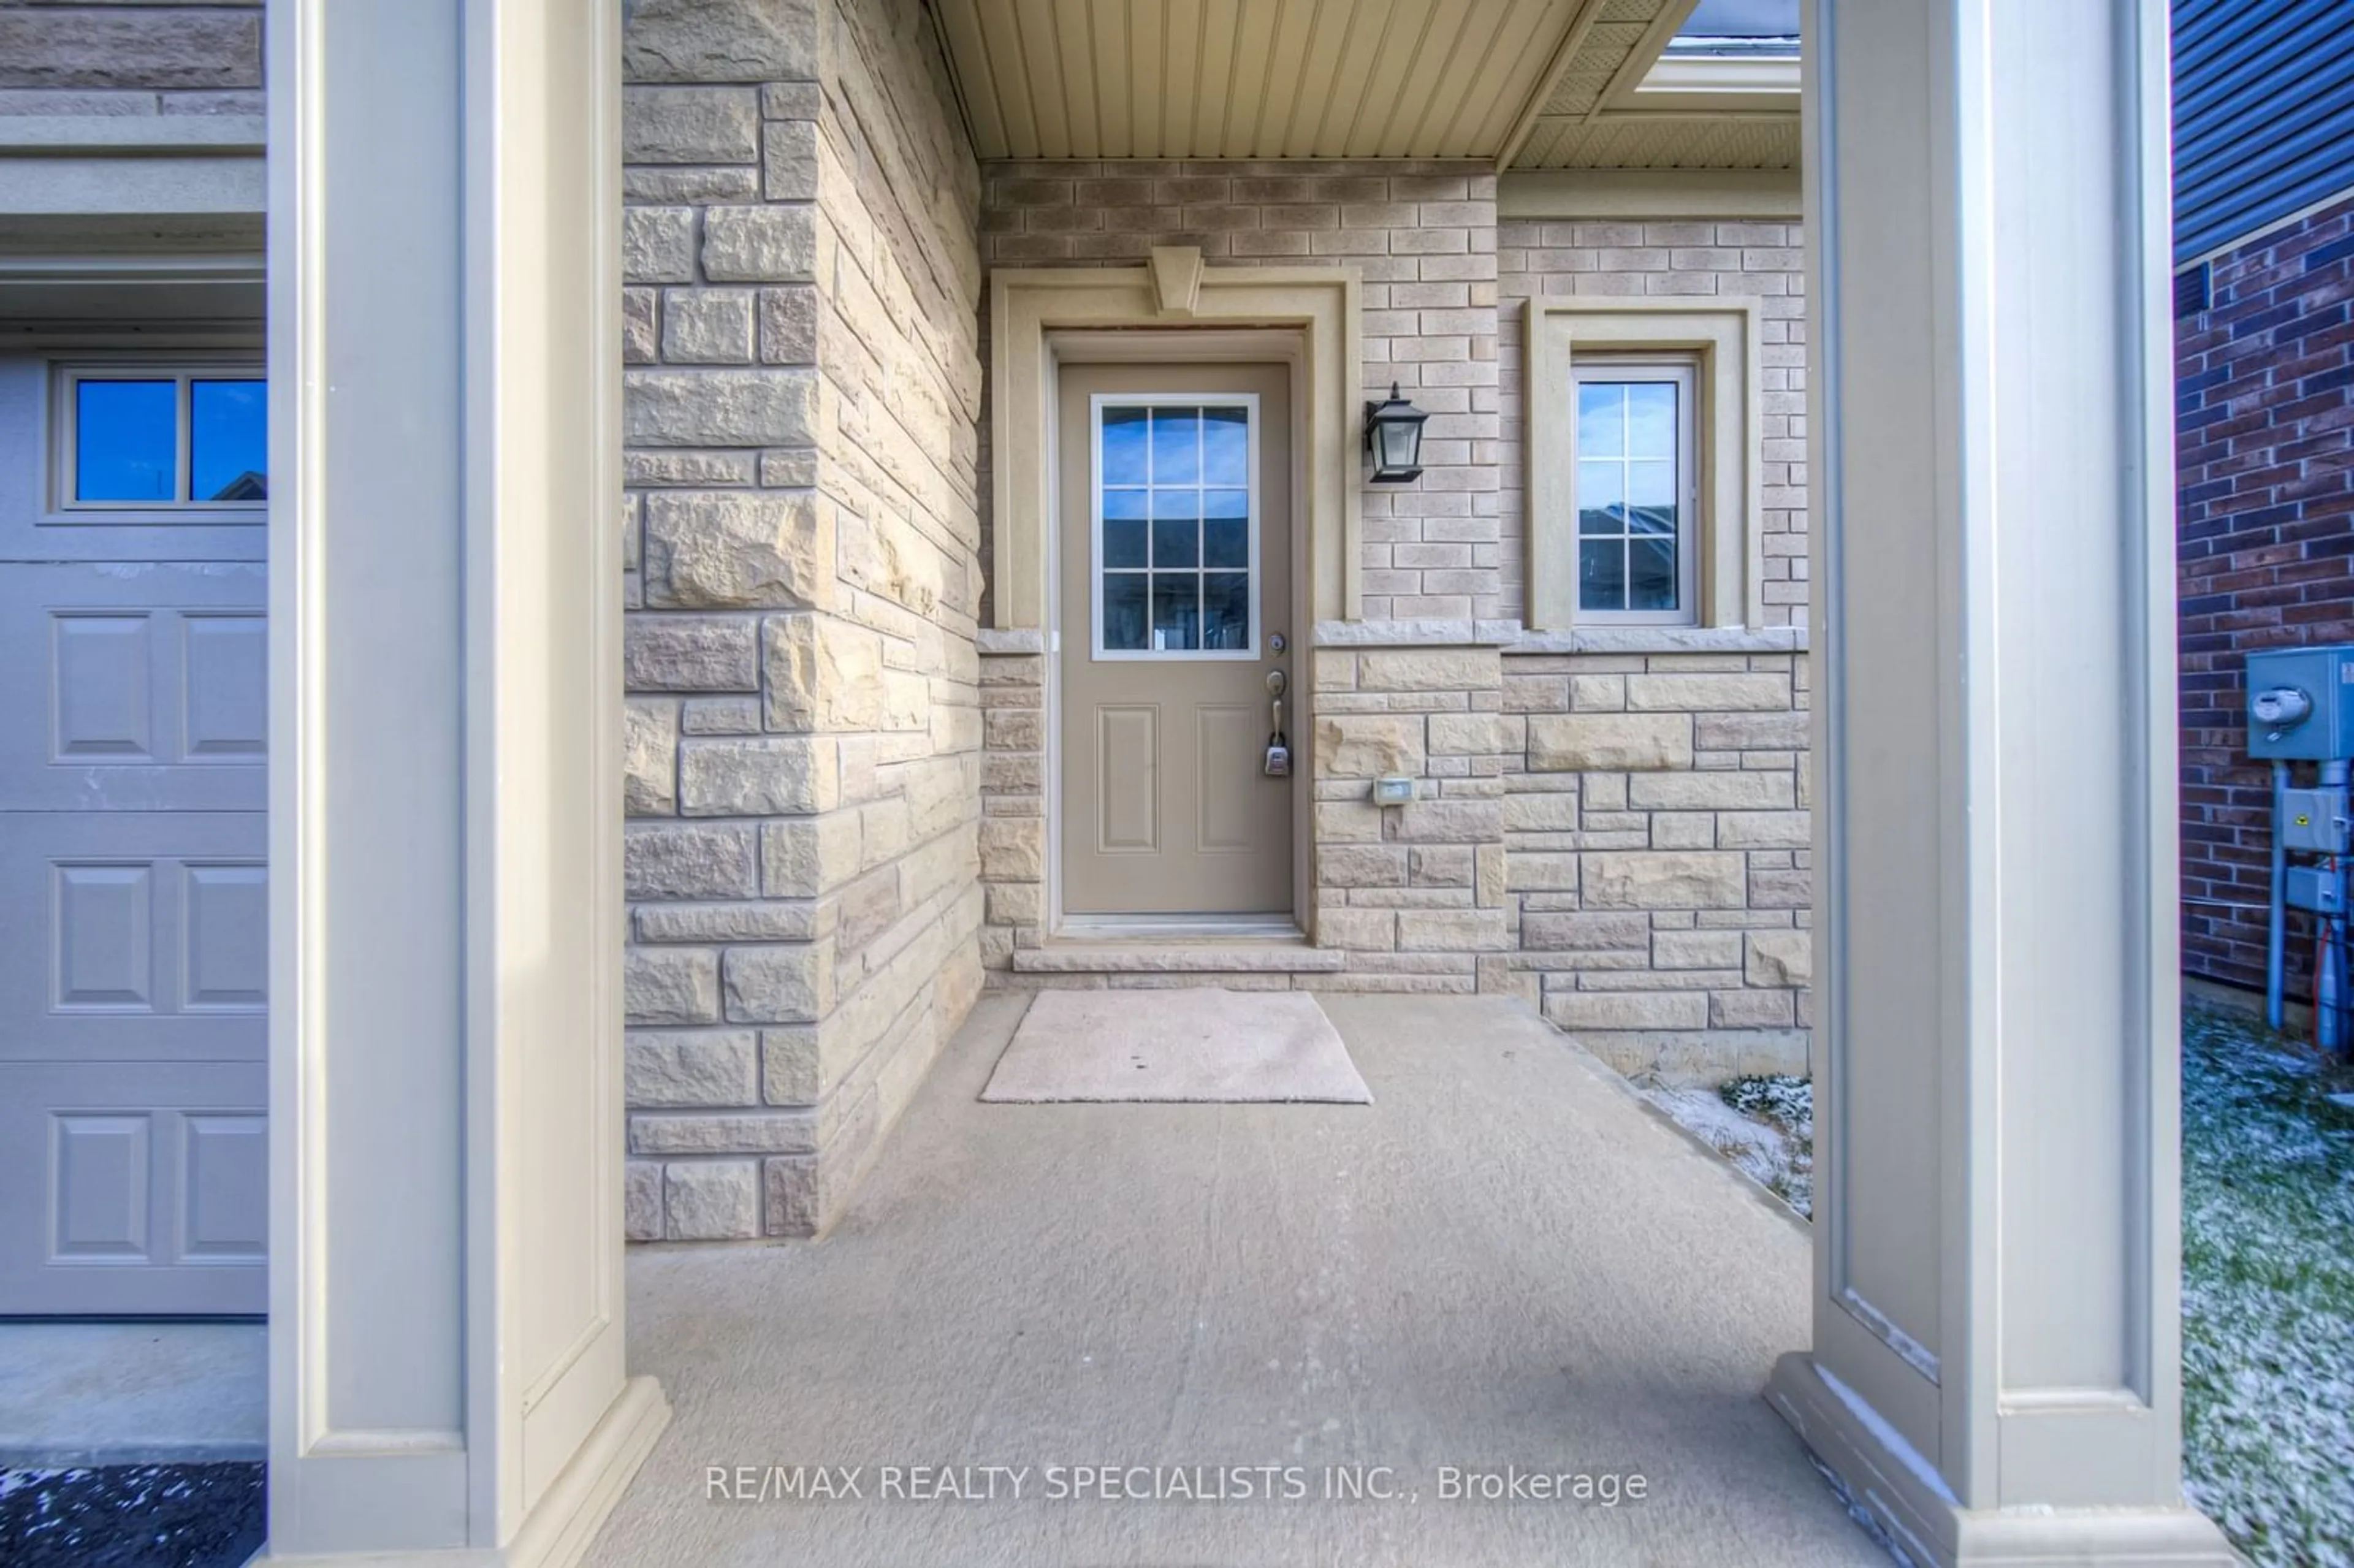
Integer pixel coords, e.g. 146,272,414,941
1311,618,1808,654
1508,623,1807,655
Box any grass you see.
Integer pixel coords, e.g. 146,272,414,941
2177,1005,2354,1568
1639,1006,2354,1568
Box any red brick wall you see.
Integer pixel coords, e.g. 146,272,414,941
2177,190,2354,1000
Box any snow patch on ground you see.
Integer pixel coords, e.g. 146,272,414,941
2177,1007,2354,1568
1640,1073,1813,1217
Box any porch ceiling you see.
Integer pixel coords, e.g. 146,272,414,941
928,0,1799,172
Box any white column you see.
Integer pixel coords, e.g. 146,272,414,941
262,1,666,1561
1766,3,2235,1564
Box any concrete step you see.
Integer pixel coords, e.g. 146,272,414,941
1008,942,1347,975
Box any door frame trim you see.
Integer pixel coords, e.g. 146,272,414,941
988,261,1364,628
1043,334,1314,939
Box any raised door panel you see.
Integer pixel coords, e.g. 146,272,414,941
181,1114,267,1262
0,1067,267,1314
0,813,265,1063
53,1113,153,1260
0,565,266,812
1095,704,1160,853
0,818,267,1310
1195,704,1259,853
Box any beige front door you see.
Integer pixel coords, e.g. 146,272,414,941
1058,362,1294,916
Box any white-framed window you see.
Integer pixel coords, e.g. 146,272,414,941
1090,392,1260,660
1525,298,1762,633
1572,358,1699,624
53,362,267,512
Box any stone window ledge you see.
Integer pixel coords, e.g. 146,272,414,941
977,628,1045,655
1311,618,1807,655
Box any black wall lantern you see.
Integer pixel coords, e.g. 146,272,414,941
1362,381,1428,484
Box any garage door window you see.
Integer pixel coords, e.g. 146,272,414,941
59,367,267,509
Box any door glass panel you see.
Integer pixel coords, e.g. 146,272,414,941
1097,400,1255,658
1150,408,1200,484
1203,573,1250,649
76,381,178,502
1151,511,1199,568
1202,407,1249,484
1103,487,1149,568
1102,573,1149,649
1151,574,1199,651
1102,407,1149,484
190,380,267,501
1202,489,1247,569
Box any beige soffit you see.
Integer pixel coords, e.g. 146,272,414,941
931,1,1794,173
1523,295,1763,633
934,0,1594,161
989,253,1362,627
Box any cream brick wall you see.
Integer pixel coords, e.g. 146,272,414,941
1497,218,1809,626
977,161,1504,621
0,1,261,116
619,0,985,1241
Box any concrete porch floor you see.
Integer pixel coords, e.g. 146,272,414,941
588,992,1889,1568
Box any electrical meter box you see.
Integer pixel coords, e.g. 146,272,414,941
2247,644,2354,760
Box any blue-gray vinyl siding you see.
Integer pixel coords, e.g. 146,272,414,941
2173,0,2354,265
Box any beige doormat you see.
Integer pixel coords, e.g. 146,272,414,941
981,989,1373,1103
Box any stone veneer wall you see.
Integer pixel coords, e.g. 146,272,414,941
0,1,261,115
619,0,985,1240
1487,217,1814,1077
978,199,1815,1082
1485,648,1811,1078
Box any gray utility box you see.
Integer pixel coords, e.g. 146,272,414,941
2282,786,2352,853
2247,644,2354,760
2290,866,2346,915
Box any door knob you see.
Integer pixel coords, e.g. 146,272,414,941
1265,669,1287,698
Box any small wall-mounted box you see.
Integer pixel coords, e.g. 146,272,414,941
2247,644,2354,760
2282,786,2352,854
1371,774,1416,806
2288,865,2345,916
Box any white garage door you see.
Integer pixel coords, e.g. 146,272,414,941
0,351,267,1316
